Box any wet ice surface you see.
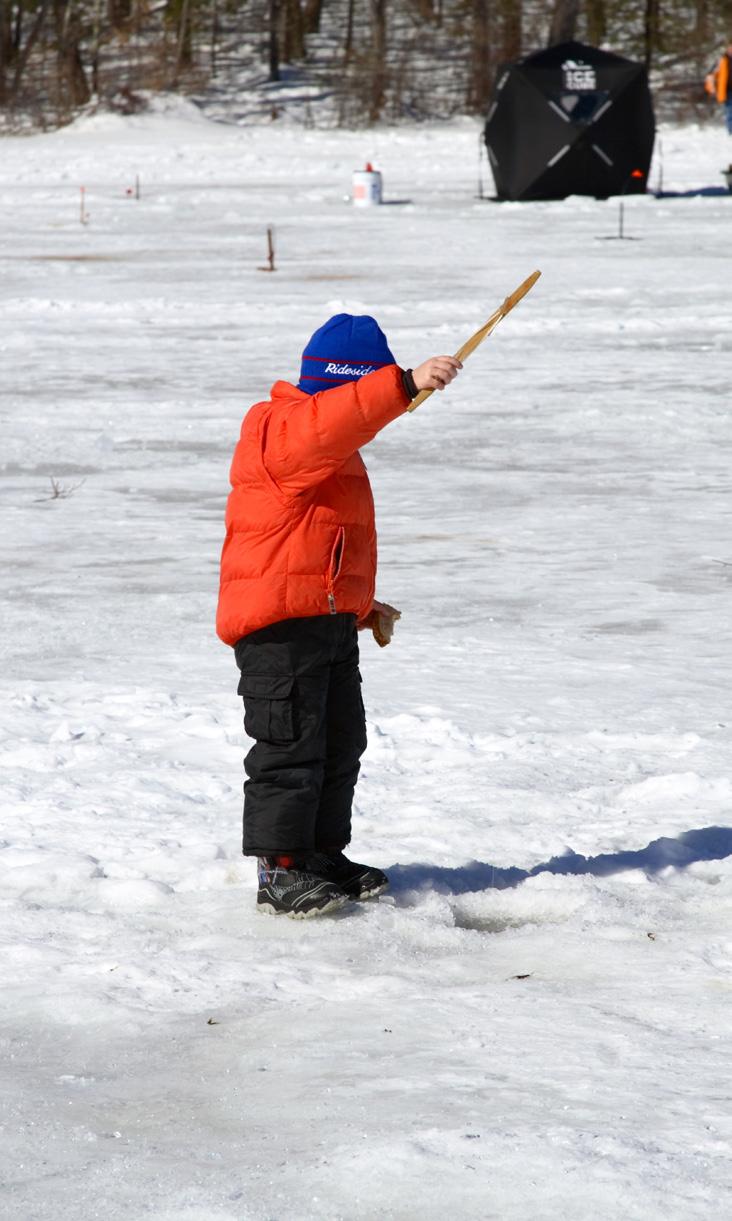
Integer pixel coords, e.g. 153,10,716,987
1,105,731,1219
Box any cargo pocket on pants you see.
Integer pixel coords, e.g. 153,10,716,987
237,674,296,743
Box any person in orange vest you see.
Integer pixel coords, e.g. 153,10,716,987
217,315,462,917
705,43,732,133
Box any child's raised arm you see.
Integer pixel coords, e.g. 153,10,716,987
260,357,462,497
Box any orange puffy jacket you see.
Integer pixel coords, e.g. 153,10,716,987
216,364,409,645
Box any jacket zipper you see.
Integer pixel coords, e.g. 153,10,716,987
327,527,345,614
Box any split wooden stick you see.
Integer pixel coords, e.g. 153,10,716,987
407,269,541,412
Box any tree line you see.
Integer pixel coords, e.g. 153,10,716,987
1,1,730,126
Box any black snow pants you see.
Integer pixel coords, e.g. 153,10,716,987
234,613,367,857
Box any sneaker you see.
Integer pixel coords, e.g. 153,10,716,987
306,850,389,900
256,857,349,919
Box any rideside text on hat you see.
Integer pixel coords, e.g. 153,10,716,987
297,314,395,394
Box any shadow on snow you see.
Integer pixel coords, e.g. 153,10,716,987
388,825,732,896
653,186,730,198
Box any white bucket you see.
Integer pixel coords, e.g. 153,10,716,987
352,165,382,207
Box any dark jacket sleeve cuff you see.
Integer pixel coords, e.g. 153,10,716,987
401,368,419,400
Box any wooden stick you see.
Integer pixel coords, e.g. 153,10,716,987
407,269,541,412
257,226,276,272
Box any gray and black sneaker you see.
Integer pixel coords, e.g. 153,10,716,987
256,857,349,919
306,851,389,900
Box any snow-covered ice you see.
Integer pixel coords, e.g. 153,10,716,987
1,103,731,1219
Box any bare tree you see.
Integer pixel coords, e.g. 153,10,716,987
303,0,322,34
368,0,386,121
643,0,660,69
468,0,492,111
407,0,438,18
548,0,580,44
499,0,522,65
107,0,131,29
7,0,50,105
282,0,305,62
344,0,354,62
52,0,90,107
0,0,14,103
694,0,710,42
166,0,193,78
268,0,280,80
585,0,606,46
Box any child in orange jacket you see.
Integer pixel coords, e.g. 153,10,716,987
218,314,461,917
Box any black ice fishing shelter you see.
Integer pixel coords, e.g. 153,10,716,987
484,41,655,201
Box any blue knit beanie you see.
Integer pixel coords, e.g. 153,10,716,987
297,313,395,394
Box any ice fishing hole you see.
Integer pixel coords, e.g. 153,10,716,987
450,909,532,934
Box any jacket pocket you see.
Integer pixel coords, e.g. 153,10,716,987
237,674,296,743
326,526,345,614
